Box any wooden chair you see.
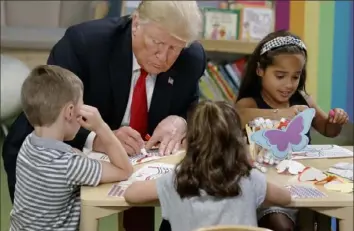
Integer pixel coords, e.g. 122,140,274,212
194,225,272,231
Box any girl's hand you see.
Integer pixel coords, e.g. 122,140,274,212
328,108,349,125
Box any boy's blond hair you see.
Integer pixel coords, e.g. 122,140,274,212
21,65,83,127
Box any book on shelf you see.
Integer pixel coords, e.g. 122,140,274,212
199,57,247,102
200,2,274,42
219,1,273,10
120,1,275,42
202,8,241,40
239,6,275,41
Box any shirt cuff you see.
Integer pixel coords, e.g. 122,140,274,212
84,131,97,151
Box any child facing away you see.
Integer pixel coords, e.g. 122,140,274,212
10,65,133,231
235,30,349,231
124,100,291,231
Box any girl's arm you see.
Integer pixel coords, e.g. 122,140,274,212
124,180,158,203
302,93,342,137
264,182,292,206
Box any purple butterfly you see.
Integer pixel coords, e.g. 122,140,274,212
251,108,315,160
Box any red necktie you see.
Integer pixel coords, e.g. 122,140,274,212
130,69,148,137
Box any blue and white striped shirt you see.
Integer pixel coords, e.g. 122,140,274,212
10,132,102,231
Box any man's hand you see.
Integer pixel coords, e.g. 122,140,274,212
113,126,144,156
93,126,144,156
145,115,187,155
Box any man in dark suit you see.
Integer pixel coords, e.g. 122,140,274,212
2,1,205,231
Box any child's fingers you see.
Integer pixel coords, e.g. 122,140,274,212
332,109,347,124
77,117,89,128
78,109,93,118
339,113,349,125
328,114,334,123
79,105,98,114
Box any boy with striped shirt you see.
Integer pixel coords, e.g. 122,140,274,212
10,65,133,231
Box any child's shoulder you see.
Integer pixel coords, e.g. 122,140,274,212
235,97,258,108
245,169,266,185
21,132,76,158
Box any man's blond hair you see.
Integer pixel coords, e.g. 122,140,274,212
21,65,83,127
135,1,202,43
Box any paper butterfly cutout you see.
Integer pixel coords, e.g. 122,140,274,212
298,167,327,182
251,108,316,160
276,160,306,175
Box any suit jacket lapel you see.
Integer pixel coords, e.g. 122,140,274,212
109,19,133,129
148,71,175,133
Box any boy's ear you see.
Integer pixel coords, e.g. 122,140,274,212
64,103,75,121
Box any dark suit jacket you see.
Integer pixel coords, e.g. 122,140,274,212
2,16,206,202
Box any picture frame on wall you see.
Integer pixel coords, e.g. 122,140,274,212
203,8,241,41
239,6,274,41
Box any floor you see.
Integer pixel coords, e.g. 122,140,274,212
1,129,352,231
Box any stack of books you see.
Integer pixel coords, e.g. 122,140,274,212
199,57,247,102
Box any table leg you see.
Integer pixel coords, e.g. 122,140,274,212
312,207,353,231
80,205,99,231
118,212,125,231
339,219,353,231
316,213,331,231
297,209,315,231
80,205,123,231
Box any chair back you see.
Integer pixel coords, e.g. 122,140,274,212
194,225,272,231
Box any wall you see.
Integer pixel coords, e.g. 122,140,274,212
275,0,353,121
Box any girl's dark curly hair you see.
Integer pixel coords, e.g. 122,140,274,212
236,30,308,102
175,100,252,198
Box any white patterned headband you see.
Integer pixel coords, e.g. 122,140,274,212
260,36,307,55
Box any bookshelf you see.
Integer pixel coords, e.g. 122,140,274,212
200,39,257,54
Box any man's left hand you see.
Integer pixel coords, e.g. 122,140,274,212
145,115,187,155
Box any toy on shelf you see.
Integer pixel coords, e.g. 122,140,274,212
246,108,316,173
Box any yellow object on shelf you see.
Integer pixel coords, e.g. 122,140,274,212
200,39,258,54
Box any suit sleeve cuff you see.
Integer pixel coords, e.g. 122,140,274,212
84,131,96,151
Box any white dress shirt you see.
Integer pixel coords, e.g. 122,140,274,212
84,54,157,150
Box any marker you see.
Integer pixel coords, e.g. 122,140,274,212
141,148,148,156
329,109,335,118
141,134,152,156
145,134,151,141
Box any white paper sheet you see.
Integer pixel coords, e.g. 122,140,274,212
107,163,175,197
291,145,353,160
86,150,163,166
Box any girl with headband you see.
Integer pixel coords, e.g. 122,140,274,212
236,30,349,231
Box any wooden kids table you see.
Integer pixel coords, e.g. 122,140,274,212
80,146,353,231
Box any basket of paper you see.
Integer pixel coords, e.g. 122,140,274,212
245,108,316,173
245,118,290,168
